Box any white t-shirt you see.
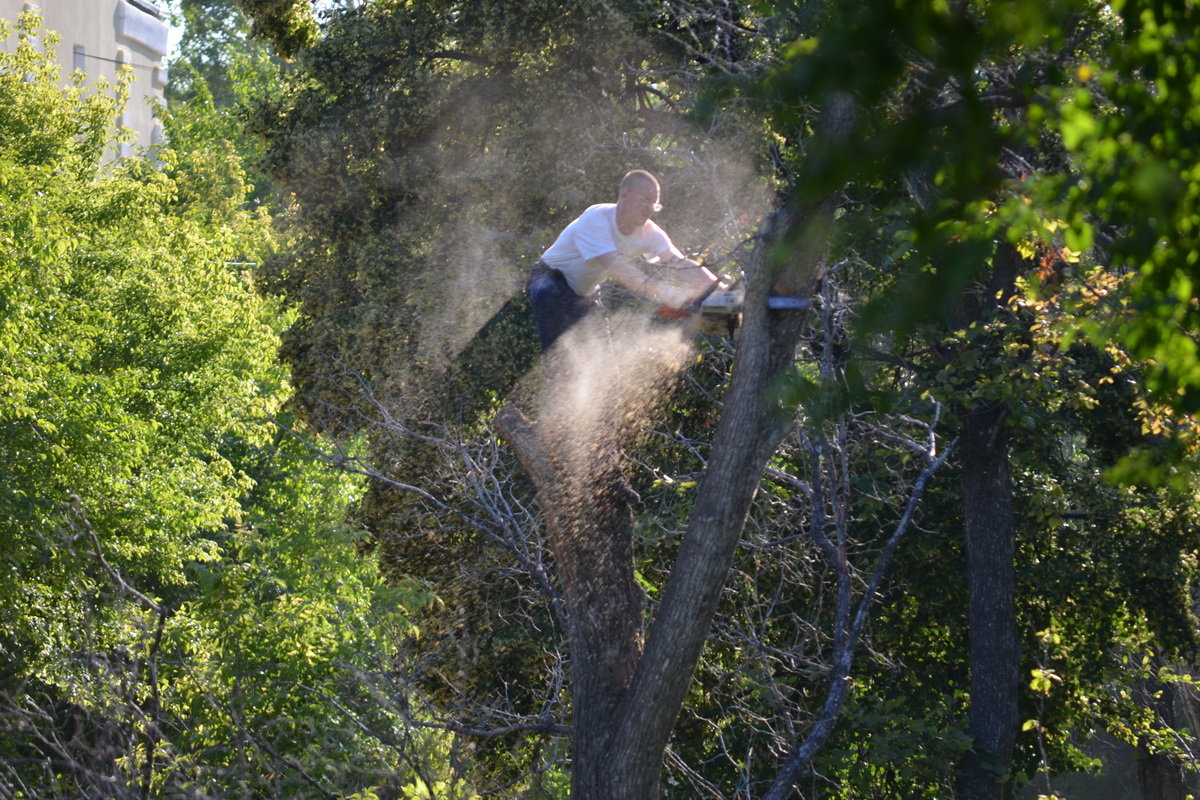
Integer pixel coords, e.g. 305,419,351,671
540,203,683,296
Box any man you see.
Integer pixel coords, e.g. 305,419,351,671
527,170,717,351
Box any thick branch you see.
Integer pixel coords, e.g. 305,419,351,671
494,403,556,496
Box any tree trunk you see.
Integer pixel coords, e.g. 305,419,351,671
1138,751,1187,800
499,255,814,800
495,400,648,799
944,239,1023,800
547,459,646,797
1136,657,1187,800
604,320,807,799
955,402,1019,800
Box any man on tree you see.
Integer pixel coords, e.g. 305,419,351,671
527,170,717,351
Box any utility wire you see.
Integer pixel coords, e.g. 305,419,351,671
79,51,161,73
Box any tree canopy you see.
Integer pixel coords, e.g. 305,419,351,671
5,1,1200,799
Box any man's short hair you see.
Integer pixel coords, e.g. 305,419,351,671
620,169,660,196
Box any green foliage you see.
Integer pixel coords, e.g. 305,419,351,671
711,2,1200,795
232,0,317,58
0,14,116,167
165,0,286,205
154,431,419,797
1051,0,1200,414
817,693,970,800
233,5,773,789
244,0,767,430
0,12,280,669
748,0,1200,422
169,0,281,107
0,15,432,800
206,0,1200,797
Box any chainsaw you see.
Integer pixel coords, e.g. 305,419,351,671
659,280,810,336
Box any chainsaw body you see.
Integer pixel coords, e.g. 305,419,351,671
694,287,746,336
665,284,810,336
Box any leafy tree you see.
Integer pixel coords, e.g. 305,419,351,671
0,14,422,800
737,2,1200,798
1055,0,1200,417
0,11,279,686
229,3,947,799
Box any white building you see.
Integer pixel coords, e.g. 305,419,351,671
0,0,170,156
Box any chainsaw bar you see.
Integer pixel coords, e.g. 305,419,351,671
690,287,810,335
767,296,810,310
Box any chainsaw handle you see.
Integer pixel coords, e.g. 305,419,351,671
687,280,720,314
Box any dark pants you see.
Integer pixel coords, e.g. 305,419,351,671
527,261,598,352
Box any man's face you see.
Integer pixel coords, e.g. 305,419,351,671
617,184,662,230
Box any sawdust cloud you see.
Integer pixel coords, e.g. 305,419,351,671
408,134,772,385
534,309,694,489
415,217,525,368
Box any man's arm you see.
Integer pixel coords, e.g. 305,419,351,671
664,254,718,293
598,251,705,309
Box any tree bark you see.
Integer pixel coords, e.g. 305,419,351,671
943,238,1022,800
496,405,647,796
1138,749,1187,800
955,402,1020,800
600,300,811,800
500,238,814,800
547,460,646,794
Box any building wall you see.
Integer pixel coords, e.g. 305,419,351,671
0,0,170,156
